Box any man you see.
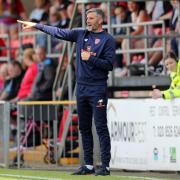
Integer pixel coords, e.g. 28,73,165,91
27,46,56,101
0,61,24,101
17,8,116,176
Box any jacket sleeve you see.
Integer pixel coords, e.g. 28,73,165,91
87,37,116,71
162,78,180,99
35,24,79,42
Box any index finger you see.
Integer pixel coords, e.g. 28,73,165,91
17,20,24,24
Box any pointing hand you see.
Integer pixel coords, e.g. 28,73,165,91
17,20,37,30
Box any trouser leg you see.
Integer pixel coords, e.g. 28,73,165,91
77,96,93,165
92,96,111,168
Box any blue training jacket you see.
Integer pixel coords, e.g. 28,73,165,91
35,24,116,86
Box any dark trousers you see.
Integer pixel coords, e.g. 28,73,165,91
76,84,111,168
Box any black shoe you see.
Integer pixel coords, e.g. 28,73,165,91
72,166,95,175
95,167,110,176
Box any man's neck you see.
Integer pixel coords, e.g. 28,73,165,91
93,27,103,33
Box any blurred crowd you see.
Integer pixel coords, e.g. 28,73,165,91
0,0,76,102
0,0,179,101
112,0,179,77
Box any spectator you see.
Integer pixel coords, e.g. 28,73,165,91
49,6,61,27
113,3,131,70
58,5,70,28
10,48,38,102
0,61,24,101
169,0,179,57
0,0,27,34
152,51,180,99
29,0,49,23
114,4,131,36
121,1,151,65
148,0,178,66
66,0,82,27
146,1,172,27
26,47,56,101
48,6,64,53
29,0,51,50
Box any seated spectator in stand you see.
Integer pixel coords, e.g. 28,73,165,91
29,0,49,23
48,6,63,53
10,48,38,102
148,0,178,66
146,1,172,29
0,61,24,101
49,6,61,27
53,0,76,27
29,0,50,50
57,3,70,28
121,1,151,64
62,0,81,27
113,3,131,70
114,3,131,36
169,0,179,57
26,47,56,101
0,0,27,34
152,52,180,99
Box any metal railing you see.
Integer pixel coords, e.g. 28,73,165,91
52,3,78,101
112,20,166,76
0,101,10,168
15,100,78,169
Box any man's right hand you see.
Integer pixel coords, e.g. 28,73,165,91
17,20,37,30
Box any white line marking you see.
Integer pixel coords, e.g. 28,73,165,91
0,174,63,180
114,175,167,180
0,173,169,180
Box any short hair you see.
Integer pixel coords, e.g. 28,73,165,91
86,8,105,22
9,61,22,69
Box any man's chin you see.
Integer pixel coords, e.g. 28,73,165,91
87,27,92,31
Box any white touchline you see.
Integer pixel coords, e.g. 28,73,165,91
0,173,168,180
0,174,64,180
114,175,167,180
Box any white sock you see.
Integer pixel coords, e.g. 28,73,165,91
85,165,94,170
106,167,110,171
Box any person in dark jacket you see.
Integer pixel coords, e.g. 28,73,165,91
0,61,24,101
17,8,116,176
27,47,56,101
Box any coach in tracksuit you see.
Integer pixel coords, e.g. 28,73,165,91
18,8,116,176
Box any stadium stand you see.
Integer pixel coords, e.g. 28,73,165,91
0,0,180,169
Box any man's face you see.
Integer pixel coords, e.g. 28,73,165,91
8,64,21,78
86,12,102,32
8,64,15,78
35,48,46,63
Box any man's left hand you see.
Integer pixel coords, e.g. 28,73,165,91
81,50,90,61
